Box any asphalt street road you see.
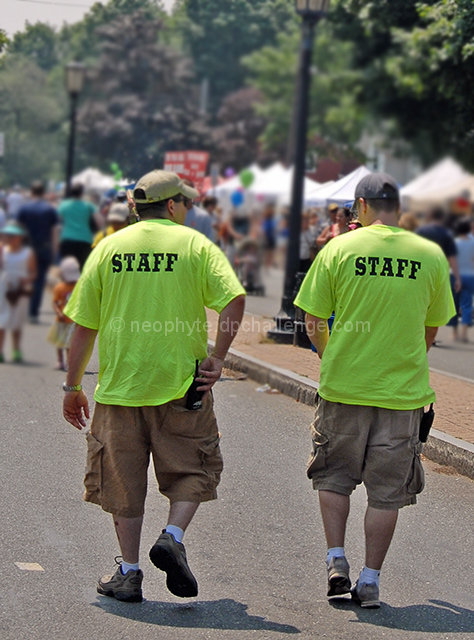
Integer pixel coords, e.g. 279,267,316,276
246,267,474,382
1,319,473,639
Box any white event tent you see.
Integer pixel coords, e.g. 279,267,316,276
72,167,116,193
207,163,265,212
305,165,371,207
425,175,474,205
248,162,321,205
209,163,264,197
207,161,321,210
400,157,471,209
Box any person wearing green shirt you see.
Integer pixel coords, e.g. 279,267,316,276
294,172,455,609
62,170,245,603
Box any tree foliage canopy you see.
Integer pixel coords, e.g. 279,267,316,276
330,0,474,167
0,0,473,188
77,10,209,179
177,0,296,114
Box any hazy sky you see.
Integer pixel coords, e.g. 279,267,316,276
3,0,176,37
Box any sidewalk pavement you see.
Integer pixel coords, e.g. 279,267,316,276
207,310,474,480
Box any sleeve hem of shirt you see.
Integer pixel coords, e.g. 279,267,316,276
209,290,246,315
65,315,99,331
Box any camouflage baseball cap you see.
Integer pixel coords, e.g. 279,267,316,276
133,170,199,203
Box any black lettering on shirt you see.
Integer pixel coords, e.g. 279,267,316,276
166,253,178,272
367,256,380,275
353,255,422,280
123,253,136,271
112,253,122,273
153,253,165,271
355,256,366,276
409,260,421,279
380,257,394,277
396,258,409,278
137,253,151,272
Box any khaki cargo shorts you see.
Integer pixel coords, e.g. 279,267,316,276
306,398,425,510
83,393,223,518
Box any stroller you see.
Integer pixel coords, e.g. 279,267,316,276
234,237,265,296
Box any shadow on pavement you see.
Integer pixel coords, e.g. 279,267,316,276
92,597,300,633
329,597,474,633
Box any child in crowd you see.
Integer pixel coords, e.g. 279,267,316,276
0,223,37,363
47,256,80,370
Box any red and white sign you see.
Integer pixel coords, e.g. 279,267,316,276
163,151,209,188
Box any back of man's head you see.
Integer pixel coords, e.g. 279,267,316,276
455,217,471,236
70,183,84,198
31,180,45,197
427,207,445,224
132,170,199,219
354,172,400,215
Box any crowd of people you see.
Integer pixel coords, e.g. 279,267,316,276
0,175,473,364
0,169,471,611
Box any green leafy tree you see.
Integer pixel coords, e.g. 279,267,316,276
176,0,296,114
211,87,270,170
0,57,64,185
58,0,166,63
8,23,59,71
77,10,210,179
243,22,366,162
0,29,9,54
330,0,474,168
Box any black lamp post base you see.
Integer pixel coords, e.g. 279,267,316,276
267,272,313,348
267,315,296,344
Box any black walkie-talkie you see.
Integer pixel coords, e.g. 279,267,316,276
419,403,435,443
185,360,204,410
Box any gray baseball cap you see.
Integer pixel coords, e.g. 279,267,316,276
354,172,399,200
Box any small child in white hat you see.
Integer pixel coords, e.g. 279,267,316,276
47,256,80,370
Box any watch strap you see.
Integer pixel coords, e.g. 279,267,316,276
62,382,82,392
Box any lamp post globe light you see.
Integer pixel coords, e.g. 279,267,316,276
64,61,86,197
268,0,330,344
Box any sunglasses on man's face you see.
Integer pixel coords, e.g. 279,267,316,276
351,198,361,216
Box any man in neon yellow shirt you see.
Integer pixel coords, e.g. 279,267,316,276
294,172,455,608
62,170,245,603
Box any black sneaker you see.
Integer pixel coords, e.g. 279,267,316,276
97,558,143,602
327,556,351,597
149,531,198,597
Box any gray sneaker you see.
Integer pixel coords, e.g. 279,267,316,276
351,580,380,608
97,559,143,603
327,556,351,597
149,531,198,598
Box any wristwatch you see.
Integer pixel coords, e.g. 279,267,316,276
62,382,82,392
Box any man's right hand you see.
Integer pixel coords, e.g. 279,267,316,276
63,390,90,430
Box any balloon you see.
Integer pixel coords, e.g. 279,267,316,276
110,162,123,189
225,167,235,178
239,168,254,189
230,190,244,207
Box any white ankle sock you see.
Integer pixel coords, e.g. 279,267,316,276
165,524,184,543
121,560,139,574
359,566,380,586
326,547,345,563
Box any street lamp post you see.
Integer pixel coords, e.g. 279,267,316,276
269,0,330,343
64,61,86,197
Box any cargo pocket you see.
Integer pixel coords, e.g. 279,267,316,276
407,441,425,495
83,432,104,505
306,426,329,479
199,435,223,492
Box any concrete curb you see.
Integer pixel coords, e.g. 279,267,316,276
215,343,474,480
